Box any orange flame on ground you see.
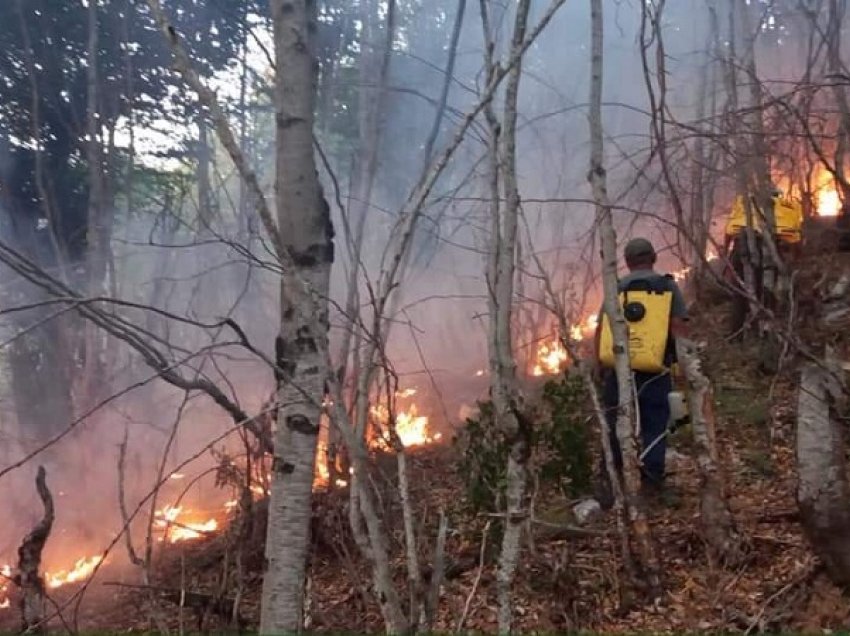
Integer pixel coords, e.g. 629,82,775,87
313,387,440,487
0,554,107,609
155,505,219,543
532,315,599,376
370,395,440,448
45,555,104,589
0,391,439,610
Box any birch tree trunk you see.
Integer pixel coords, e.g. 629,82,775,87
588,0,661,597
260,0,334,632
480,0,532,630
675,338,741,565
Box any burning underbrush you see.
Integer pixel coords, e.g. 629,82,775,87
0,384,451,621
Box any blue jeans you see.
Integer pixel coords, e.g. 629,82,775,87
602,370,671,484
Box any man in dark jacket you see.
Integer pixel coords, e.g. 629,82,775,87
596,238,689,500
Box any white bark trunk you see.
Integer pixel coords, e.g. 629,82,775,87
675,338,741,564
588,0,661,596
480,1,532,631
260,1,334,632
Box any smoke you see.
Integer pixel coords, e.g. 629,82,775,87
0,0,832,584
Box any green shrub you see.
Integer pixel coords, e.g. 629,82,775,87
540,374,593,498
457,373,592,516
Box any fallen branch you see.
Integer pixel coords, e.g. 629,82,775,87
16,466,54,633
743,560,817,635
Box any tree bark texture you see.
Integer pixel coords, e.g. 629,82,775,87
17,466,54,634
588,0,661,597
675,338,741,565
260,1,334,633
796,361,850,586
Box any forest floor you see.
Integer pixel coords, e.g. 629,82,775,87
3,222,850,633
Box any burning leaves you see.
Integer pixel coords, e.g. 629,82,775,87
0,387,444,614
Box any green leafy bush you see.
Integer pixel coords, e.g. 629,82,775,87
457,373,592,516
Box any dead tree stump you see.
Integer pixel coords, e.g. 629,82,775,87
16,466,54,633
796,362,850,586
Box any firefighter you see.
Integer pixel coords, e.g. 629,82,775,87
594,238,689,504
723,188,803,334
723,187,803,273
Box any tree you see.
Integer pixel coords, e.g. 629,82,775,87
479,0,533,630
260,0,334,631
588,0,661,598
0,0,260,437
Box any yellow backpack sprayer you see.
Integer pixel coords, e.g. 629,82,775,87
596,275,691,462
598,277,674,373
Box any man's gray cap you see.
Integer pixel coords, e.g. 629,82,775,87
624,237,656,262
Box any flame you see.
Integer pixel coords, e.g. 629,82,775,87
532,339,568,376
532,315,598,376
155,505,218,543
0,554,105,608
0,564,10,609
395,404,431,447
370,394,436,448
45,555,104,589
672,266,691,282
813,168,842,217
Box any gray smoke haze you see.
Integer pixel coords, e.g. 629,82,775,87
0,0,830,576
